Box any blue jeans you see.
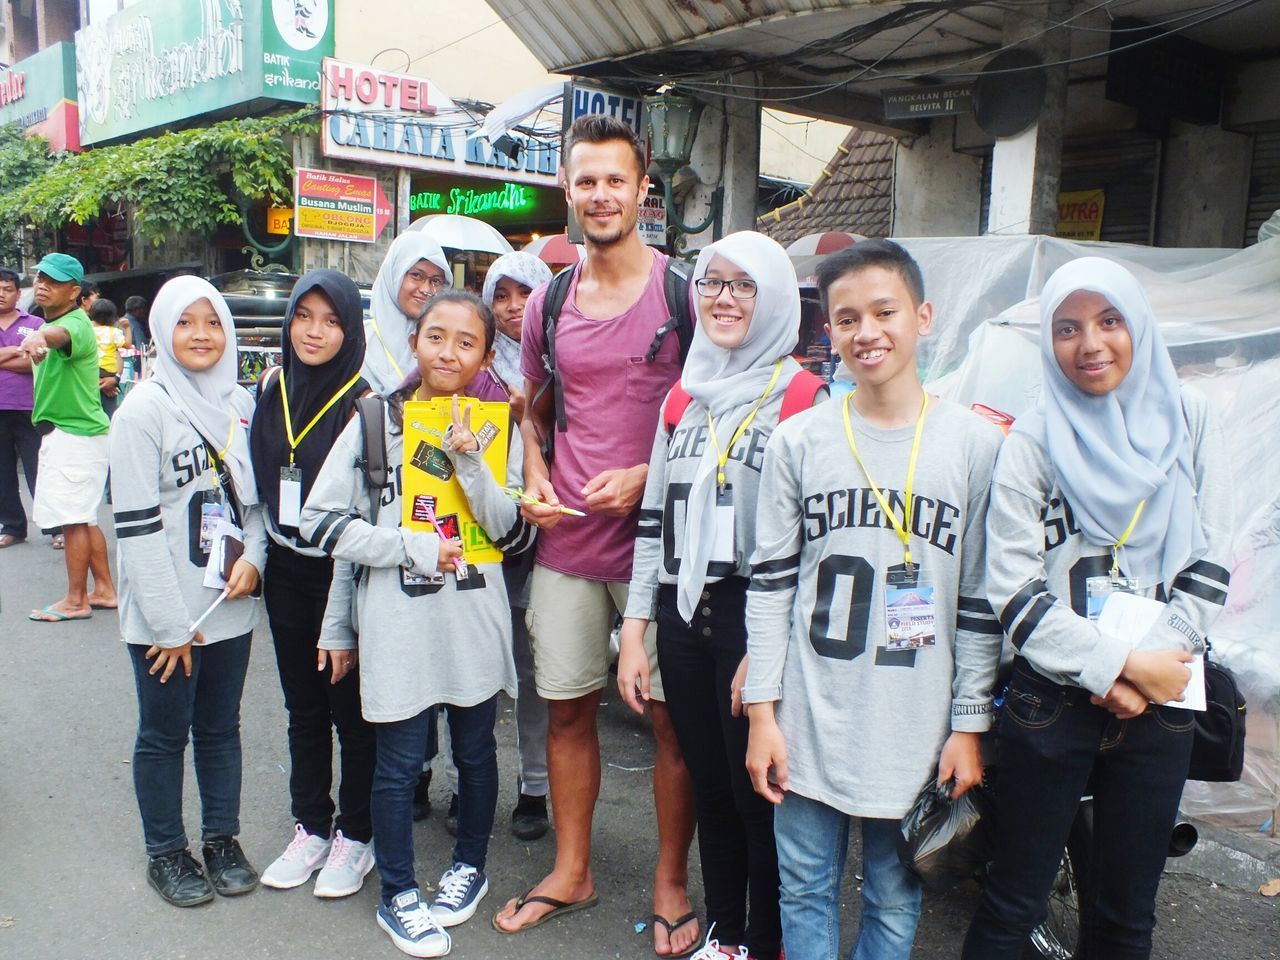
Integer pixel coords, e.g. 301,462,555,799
127,633,252,856
774,792,921,960
962,661,1194,960
372,696,499,902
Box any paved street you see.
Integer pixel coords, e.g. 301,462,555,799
0,504,1276,960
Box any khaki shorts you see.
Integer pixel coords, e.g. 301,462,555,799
526,564,663,702
31,428,108,529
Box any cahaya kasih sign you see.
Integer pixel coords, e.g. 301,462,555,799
74,0,334,146
321,58,560,186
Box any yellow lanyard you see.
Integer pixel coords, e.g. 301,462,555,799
841,391,929,571
706,361,785,489
368,313,405,382
280,372,363,466
1110,500,1147,576
203,416,238,486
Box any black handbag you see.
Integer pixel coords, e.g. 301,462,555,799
1187,641,1247,783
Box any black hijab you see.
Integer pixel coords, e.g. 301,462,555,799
250,269,367,540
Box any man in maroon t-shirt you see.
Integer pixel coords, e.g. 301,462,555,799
493,116,700,956
0,268,43,547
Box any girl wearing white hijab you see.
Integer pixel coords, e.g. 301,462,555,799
109,276,268,908
470,251,552,406
362,232,452,394
618,232,821,960
963,258,1233,959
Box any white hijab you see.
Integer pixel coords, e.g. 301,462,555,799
149,276,258,506
677,231,802,621
362,232,452,394
482,251,552,387
1015,257,1204,583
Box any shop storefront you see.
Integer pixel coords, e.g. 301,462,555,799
0,42,80,153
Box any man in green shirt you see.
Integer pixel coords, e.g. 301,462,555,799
19,253,116,622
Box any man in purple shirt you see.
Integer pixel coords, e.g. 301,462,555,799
0,267,43,546
493,116,699,957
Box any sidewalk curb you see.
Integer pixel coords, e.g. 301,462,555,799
1165,818,1280,892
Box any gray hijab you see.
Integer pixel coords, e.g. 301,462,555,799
362,232,451,394
678,231,802,620
482,251,551,386
1014,257,1204,583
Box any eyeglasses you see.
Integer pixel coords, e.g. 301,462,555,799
407,270,447,290
694,277,757,300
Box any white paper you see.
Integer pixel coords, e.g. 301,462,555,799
1096,592,1206,711
711,501,735,563
278,476,302,527
202,519,244,590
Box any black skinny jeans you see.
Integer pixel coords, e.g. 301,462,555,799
264,542,376,843
0,409,39,538
657,579,781,959
962,660,1194,960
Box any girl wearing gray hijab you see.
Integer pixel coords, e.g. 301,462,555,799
963,258,1233,959
362,232,452,394
618,232,823,960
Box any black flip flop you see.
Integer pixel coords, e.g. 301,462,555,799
491,888,600,934
653,911,701,959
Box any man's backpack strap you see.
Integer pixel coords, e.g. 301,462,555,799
663,368,827,436
353,395,388,526
645,259,694,363
533,264,577,437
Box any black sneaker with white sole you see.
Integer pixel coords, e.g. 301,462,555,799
147,849,215,907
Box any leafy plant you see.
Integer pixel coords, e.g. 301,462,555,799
0,109,319,248
0,123,57,266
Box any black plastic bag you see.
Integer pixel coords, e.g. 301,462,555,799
897,777,994,890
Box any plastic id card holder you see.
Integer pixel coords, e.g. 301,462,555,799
1086,575,1143,622
402,566,445,588
198,488,227,556
278,466,303,527
202,519,244,590
712,485,735,564
884,563,937,651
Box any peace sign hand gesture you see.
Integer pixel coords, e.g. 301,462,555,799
446,393,480,453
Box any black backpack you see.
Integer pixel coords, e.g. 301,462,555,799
531,258,694,455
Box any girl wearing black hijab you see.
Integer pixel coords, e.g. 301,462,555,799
249,269,378,898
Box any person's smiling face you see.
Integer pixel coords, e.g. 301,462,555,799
172,297,227,372
289,289,345,367
1050,289,1134,396
397,259,448,319
695,255,757,350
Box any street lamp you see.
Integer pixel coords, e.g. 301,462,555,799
643,90,722,244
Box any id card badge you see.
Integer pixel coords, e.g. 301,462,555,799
1086,575,1142,622
278,466,303,527
711,485,735,564
402,566,445,588
198,488,227,556
203,518,244,589
884,563,936,651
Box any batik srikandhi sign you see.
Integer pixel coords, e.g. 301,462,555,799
75,0,334,146
321,58,560,187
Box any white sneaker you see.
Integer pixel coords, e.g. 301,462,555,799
689,924,751,960
259,824,331,890
313,830,375,898
428,862,488,927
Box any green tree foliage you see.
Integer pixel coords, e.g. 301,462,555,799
0,123,56,267
0,109,318,248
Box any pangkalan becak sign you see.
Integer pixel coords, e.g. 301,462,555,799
321,58,560,187
74,0,333,146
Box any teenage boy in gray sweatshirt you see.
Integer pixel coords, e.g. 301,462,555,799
742,240,1003,960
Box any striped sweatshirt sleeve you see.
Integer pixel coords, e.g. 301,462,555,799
623,414,670,622
742,428,803,704
109,398,194,646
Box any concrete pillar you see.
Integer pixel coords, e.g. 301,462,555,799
1157,121,1252,247
681,78,760,253
986,2,1071,235
892,118,983,236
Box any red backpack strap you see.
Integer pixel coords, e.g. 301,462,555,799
779,369,826,421
663,382,694,436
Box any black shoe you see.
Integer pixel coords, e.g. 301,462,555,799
412,769,433,822
511,793,549,841
201,837,259,896
147,849,214,907
445,793,459,837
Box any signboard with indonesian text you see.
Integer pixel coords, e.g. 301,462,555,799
294,168,392,244
0,43,80,151
322,58,560,186
1056,189,1106,241
75,0,333,146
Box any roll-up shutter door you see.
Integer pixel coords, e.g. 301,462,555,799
1060,133,1161,244
1246,130,1280,244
